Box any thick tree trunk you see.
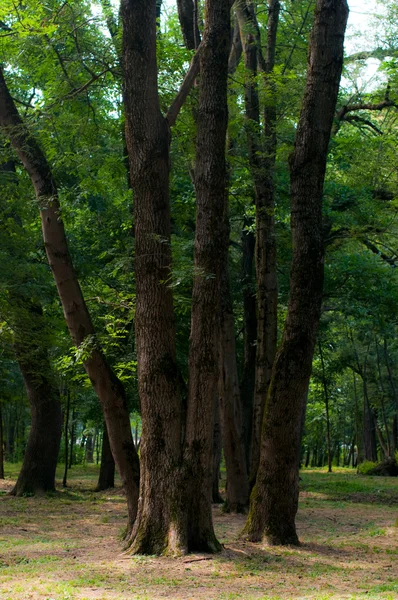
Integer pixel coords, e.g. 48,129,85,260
236,0,280,487
0,67,140,528
177,0,201,49
244,0,348,545
122,0,184,555
11,323,62,496
219,265,249,512
184,0,231,552
96,423,115,491
240,223,257,469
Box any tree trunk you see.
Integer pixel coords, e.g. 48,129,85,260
69,407,75,468
0,67,139,529
96,423,115,491
212,395,224,504
219,265,249,512
11,339,62,496
177,0,201,49
184,0,232,552
62,390,70,488
121,0,184,555
235,0,280,488
85,433,94,463
319,341,332,472
244,0,348,545
362,375,377,462
0,405,4,479
240,223,257,469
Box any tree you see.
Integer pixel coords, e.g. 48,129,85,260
244,0,349,546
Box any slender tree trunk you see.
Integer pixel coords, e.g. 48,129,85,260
96,423,115,491
244,0,348,545
352,370,364,464
69,407,75,468
240,222,257,469
0,67,139,529
375,339,391,457
219,264,249,512
212,394,224,504
319,341,332,473
236,0,280,487
184,0,232,552
122,0,184,555
0,405,4,479
62,390,70,488
362,375,377,462
85,433,94,463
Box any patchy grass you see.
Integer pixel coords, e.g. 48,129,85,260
0,465,397,599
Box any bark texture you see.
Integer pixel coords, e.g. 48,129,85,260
219,258,249,512
244,0,349,546
177,0,201,49
122,0,184,555
184,0,232,551
11,304,62,496
0,67,139,528
236,0,280,486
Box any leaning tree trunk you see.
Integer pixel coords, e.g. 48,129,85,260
0,67,140,529
184,0,232,552
244,0,349,546
96,423,115,491
121,0,184,555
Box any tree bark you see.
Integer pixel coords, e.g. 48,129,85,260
240,222,257,469
212,395,224,504
0,405,4,479
121,0,184,555
184,0,232,552
11,304,62,496
0,67,140,528
96,423,115,491
62,390,70,488
177,0,201,50
235,0,280,487
244,0,348,546
219,261,249,512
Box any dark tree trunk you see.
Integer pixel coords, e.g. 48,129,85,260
96,423,115,491
244,0,348,546
305,447,310,468
85,434,94,463
184,0,232,552
239,222,257,469
212,395,224,504
0,405,4,479
69,407,75,468
0,67,139,529
236,0,280,488
362,376,377,462
62,390,70,488
11,332,62,496
319,341,332,472
177,0,201,49
122,0,184,555
219,264,249,512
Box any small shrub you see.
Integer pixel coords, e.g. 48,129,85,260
357,460,377,475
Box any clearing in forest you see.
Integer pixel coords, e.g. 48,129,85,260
0,466,397,600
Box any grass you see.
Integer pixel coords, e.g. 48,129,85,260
0,464,397,599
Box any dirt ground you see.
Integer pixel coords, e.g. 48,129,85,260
0,468,397,600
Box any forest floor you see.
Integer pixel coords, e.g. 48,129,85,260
0,465,397,600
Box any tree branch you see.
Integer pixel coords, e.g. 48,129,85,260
165,42,202,127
